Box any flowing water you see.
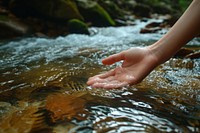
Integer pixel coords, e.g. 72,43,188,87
0,19,200,133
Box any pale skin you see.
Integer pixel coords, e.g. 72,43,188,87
87,0,200,89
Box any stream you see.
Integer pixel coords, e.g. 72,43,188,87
0,19,200,133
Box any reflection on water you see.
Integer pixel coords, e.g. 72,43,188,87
0,19,200,132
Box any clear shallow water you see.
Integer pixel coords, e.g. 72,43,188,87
0,19,200,132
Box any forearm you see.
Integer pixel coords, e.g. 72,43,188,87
149,0,200,64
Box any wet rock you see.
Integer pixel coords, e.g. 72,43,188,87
186,51,200,59
30,86,62,101
145,22,162,28
0,101,49,133
45,92,89,124
140,27,161,34
75,0,115,27
175,48,200,59
175,48,194,58
68,19,89,34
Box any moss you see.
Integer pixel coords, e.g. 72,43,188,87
0,15,9,21
76,0,115,27
179,0,191,12
90,3,115,26
68,19,89,34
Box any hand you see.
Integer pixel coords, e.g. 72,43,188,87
87,47,159,89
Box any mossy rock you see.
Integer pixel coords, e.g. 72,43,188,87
9,0,83,21
75,0,115,27
68,19,89,34
97,0,125,19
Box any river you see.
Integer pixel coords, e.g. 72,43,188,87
0,19,200,132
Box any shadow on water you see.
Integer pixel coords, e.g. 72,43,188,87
0,19,200,132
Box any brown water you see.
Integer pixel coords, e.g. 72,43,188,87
0,19,200,133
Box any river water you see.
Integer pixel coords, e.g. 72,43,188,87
0,19,200,133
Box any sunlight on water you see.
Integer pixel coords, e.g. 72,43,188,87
0,19,200,132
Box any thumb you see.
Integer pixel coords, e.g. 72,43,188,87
102,52,125,65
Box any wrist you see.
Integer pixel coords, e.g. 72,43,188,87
147,42,172,65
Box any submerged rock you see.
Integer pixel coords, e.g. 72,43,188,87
0,101,49,133
45,92,89,124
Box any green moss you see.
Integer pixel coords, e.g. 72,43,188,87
76,0,115,27
0,15,9,21
179,0,191,11
68,19,89,34
91,3,115,26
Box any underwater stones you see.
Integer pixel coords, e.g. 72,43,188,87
45,92,89,124
75,0,115,27
68,19,89,34
0,101,48,133
30,86,63,101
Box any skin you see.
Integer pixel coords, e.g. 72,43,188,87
87,0,200,89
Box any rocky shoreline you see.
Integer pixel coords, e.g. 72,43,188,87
0,0,188,40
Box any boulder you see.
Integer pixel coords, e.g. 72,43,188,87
97,0,125,19
75,0,115,27
9,0,83,21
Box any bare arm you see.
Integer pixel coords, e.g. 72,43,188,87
87,0,200,89
149,0,200,64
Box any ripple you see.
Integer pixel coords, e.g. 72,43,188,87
89,105,182,133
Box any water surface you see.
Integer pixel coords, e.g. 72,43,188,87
0,19,200,133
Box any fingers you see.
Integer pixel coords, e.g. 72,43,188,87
102,52,125,65
87,75,115,85
91,81,129,89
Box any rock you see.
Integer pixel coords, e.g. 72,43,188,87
132,3,152,18
68,19,89,34
75,0,115,27
140,27,161,34
186,51,200,59
97,0,125,20
175,48,200,59
174,48,194,58
45,92,89,124
151,2,173,15
0,101,49,133
9,0,83,21
145,22,162,28
0,15,31,39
